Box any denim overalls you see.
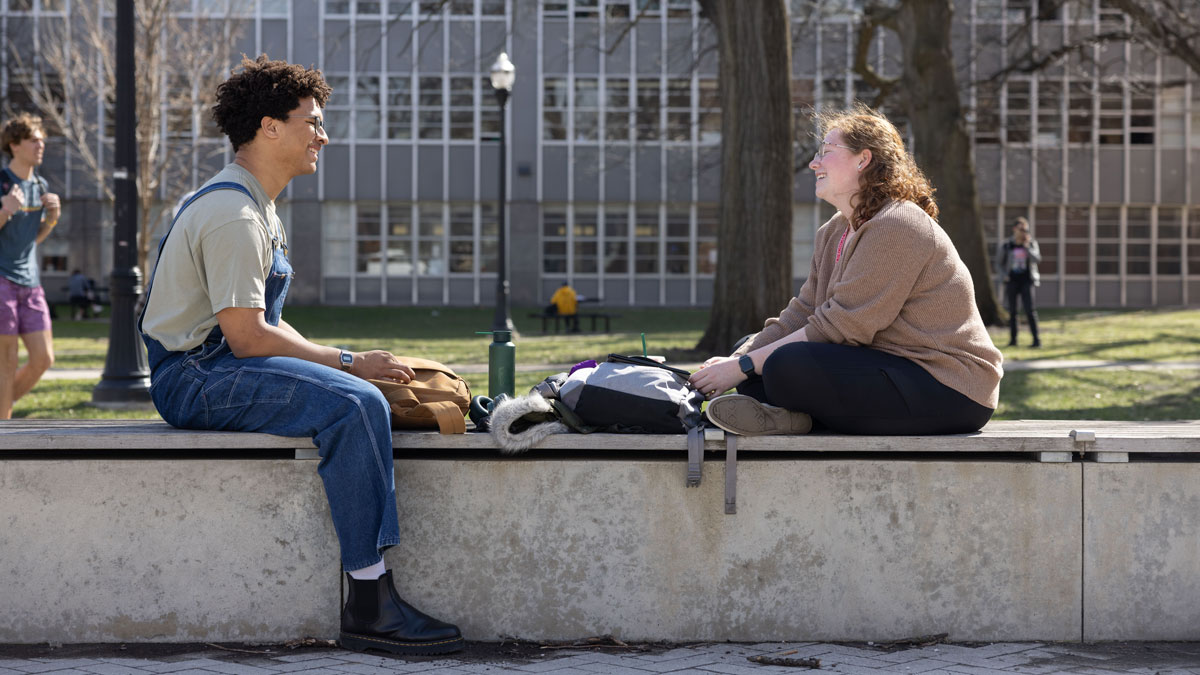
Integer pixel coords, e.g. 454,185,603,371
140,181,400,570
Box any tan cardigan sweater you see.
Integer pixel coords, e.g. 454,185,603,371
735,200,1003,409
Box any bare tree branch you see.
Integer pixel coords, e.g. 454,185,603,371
7,1,242,277
1106,0,1200,76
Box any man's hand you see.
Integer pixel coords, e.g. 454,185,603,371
40,192,61,226
1,184,24,219
351,350,416,383
688,356,746,400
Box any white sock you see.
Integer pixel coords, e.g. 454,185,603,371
347,561,386,580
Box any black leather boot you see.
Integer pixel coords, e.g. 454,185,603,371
339,570,464,655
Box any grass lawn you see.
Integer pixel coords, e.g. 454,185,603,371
13,305,1200,421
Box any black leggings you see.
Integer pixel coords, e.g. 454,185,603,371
736,342,994,435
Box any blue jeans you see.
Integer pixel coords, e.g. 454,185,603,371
148,338,400,570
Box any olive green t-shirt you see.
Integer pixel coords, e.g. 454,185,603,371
142,164,284,352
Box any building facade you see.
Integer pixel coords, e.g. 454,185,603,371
2,0,1198,308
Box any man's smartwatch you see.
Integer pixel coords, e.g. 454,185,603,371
738,354,758,380
338,350,354,372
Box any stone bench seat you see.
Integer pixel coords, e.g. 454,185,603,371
3,419,1199,645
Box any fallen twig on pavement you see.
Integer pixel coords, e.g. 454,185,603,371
747,650,821,668
205,644,274,655
872,633,949,650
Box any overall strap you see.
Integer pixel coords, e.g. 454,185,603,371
138,182,257,334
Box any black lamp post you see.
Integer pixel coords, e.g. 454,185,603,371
92,0,151,405
489,52,515,333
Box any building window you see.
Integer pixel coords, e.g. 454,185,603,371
1063,207,1089,275
575,78,600,141
604,207,629,274
1033,206,1058,274
449,76,475,140
574,206,599,273
1157,208,1182,275
387,206,414,276
606,78,631,141
635,205,659,273
1094,207,1120,275
1036,80,1062,146
416,205,446,275
665,78,691,142
544,77,568,141
698,78,721,144
1190,208,1200,275
324,75,352,140
1067,81,1093,144
543,207,567,273
356,75,382,139
449,205,475,273
1097,81,1123,145
323,203,354,277
1126,207,1151,275
1128,83,1154,144
356,205,383,273
418,76,443,139
665,207,690,274
636,78,661,141
697,205,717,275
1006,79,1031,144
387,76,413,139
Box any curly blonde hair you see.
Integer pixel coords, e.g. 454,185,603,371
815,104,938,227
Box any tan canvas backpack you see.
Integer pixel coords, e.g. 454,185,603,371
369,357,471,434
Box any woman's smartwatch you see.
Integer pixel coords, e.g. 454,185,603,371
738,354,758,379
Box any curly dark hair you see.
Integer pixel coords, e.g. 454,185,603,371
815,104,938,227
1,112,44,158
212,55,333,151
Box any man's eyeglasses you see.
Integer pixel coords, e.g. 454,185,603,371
812,142,855,162
285,115,325,132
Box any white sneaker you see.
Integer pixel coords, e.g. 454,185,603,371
705,394,813,436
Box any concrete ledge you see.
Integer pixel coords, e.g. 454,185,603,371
0,460,339,643
390,459,1082,642
2,420,1199,643
1083,463,1200,640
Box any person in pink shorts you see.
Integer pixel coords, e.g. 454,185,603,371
0,113,61,418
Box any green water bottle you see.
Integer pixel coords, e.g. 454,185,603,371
477,330,515,398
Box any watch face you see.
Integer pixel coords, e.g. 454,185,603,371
340,352,353,369
739,355,755,376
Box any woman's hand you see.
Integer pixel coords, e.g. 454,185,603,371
688,356,745,400
352,350,415,383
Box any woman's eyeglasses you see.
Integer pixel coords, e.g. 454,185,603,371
812,142,855,162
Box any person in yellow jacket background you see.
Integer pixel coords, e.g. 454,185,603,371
549,282,579,332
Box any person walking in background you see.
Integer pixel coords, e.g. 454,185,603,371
549,281,580,333
689,105,1002,436
996,216,1041,348
0,113,61,419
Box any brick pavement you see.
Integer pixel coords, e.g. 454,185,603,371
1,641,1198,675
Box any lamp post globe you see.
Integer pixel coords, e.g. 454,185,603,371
489,52,515,333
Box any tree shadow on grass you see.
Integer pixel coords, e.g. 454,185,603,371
997,369,1200,421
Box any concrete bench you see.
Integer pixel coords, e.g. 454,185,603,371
2,419,1200,645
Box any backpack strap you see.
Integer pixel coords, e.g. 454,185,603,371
421,400,468,435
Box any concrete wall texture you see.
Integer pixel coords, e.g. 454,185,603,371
0,460,340,643
0,456,1194,643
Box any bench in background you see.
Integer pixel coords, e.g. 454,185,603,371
3,419,1200,644
527,311,621,334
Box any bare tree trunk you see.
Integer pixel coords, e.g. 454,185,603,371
695,0,794,354
892,0,1004,325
